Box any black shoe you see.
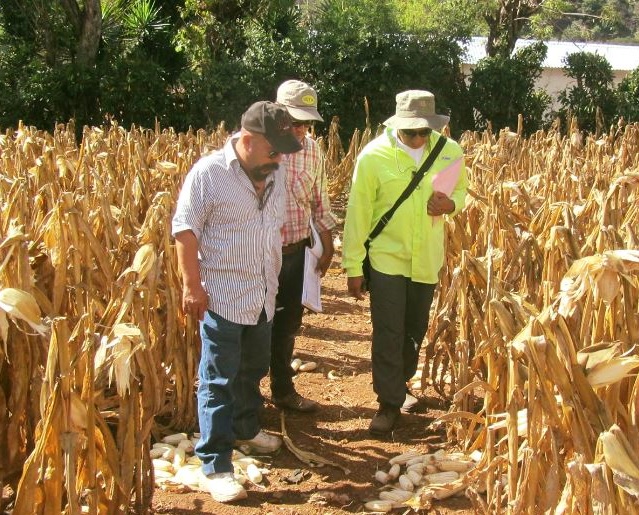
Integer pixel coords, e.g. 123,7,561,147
401,391,419,414
369,405,401,435
273,391,320,413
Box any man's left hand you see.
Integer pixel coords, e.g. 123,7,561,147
427,191,455,216
316,248,334,277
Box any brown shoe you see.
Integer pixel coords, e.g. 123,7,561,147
369,405,401,435
273,392,319,413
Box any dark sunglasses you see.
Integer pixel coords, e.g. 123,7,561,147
401,128,431,138
291,120,313,128
268,150,281,159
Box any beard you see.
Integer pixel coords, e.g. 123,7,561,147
248,163,278,182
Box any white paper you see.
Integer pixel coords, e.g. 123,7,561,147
301,221,323,312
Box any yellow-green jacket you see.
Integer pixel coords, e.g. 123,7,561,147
342,128,468,284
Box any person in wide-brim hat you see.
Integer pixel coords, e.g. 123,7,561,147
342,88,468,439
383,90,450,130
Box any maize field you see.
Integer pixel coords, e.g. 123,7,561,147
0,115,638,514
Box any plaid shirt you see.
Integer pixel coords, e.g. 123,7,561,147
281,135,337,245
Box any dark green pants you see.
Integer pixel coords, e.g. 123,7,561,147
369,267,436,408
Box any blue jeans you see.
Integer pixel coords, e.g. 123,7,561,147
195,309,272,475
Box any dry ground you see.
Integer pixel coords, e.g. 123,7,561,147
152,234,475,514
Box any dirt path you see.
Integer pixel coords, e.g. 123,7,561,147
152,232,474,514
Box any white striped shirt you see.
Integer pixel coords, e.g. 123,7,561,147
172,135,285,325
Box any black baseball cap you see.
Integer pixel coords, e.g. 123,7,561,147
241,101,303,154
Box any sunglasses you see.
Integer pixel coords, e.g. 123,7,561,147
401,128,431,138
291,120,313,128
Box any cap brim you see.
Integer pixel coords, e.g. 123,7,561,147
284,105,324,122
383,114,450,131
266,132,303,154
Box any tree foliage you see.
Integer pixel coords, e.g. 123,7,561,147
468,41,550,132
557,51,618,133
616,67,639,122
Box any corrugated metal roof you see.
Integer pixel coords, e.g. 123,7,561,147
462,36,639,71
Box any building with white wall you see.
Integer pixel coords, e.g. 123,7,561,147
461,37,639,109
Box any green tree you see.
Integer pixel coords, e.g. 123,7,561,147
301,0,472,137
616,66,639,122
391,0,483,40
0,0,178,130
557,51,617,133
468,41,550,132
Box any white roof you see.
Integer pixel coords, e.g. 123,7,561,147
462,36,639,71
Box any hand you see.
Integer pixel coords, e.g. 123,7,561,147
315,248,334,277
182,284,209,321
427,191,455,216
347,276,366,300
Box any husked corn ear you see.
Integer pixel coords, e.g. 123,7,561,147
437,459,474,472
364,500,394,512
425,471,459,484
406,463,425,474
246,463,263,484
406,470,422,486
389,450,422,465
177,439,194,453
379,488,413,503
406,456,425,467
425,464,438,474
388,463,401,479
298,361,317,372
154,469,175,479
152,443,176,460
162,433,187,445
173,447,186,468
152,459,173,472
150,447,168,459
174,465,200,488
398,474,414,491
374,470,390,484
233,457,262,470
186,455,201,465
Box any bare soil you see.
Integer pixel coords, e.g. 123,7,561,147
152,223,474,514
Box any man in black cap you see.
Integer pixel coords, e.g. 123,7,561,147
172,101,301,503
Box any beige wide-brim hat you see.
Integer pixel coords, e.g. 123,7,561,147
383,90,449,130
277,80,324,122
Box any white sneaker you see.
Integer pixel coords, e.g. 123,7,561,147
235,430,282,455
199,471,247,503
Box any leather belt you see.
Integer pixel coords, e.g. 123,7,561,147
282,238,310,255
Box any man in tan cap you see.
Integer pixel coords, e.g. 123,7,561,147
342,90,469,436
269,80,337,413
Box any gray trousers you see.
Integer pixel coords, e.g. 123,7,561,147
369,267,436,408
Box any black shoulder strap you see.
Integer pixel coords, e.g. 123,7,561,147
366,134,447,245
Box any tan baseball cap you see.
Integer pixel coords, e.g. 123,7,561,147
276,80,324,122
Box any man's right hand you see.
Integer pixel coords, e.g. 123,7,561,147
182,284,209,321
347,276,366,300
